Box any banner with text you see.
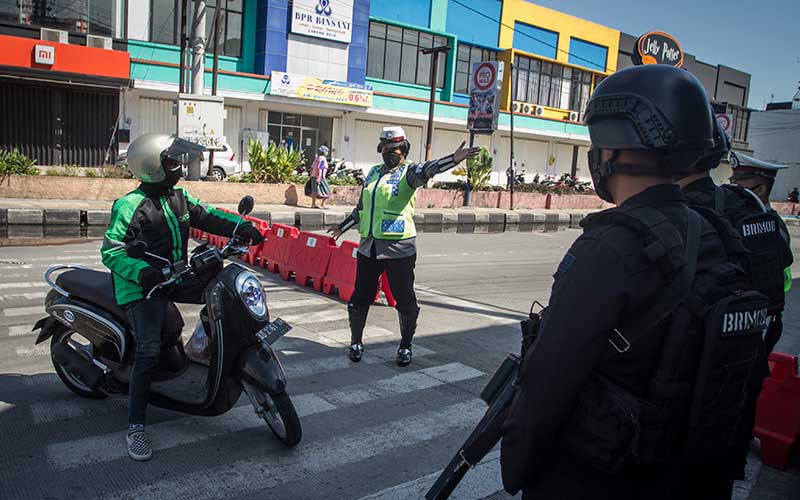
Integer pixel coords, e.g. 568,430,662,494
270,72,373,108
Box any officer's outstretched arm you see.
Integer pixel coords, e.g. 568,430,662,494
406,141,481,188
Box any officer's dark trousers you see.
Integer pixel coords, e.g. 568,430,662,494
349,247,418,349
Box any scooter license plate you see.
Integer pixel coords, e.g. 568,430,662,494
255,318,292,345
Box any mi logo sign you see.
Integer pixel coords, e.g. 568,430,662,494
34,45,55,66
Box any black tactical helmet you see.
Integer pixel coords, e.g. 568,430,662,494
695,107,730,171
584,65,715,201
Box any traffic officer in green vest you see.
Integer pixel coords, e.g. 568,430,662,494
729,152,794,353
328,126,479,366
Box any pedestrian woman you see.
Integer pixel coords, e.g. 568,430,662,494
327,126,479,366
310,145,331,209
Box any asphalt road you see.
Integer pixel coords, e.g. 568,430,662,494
0,229,798,500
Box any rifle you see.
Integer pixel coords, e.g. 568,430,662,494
425,302,545,500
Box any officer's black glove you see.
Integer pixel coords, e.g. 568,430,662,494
238,224,264,246
140,267,165,296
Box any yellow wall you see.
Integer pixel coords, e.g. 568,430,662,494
498,0,620,74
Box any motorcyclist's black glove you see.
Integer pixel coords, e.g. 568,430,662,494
238,224,264,246
140,267,165,296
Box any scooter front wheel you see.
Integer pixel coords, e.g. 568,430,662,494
261,391,302,447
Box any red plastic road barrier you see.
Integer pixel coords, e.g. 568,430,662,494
379,272,398,307
322,241,360,302
284,232,337,290
263,224,298,274
755,352,800,469
242,216,269,265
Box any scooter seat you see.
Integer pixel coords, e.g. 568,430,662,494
56,269,128,322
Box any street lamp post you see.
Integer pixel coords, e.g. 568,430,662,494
421,45,451,161
205,2,223,180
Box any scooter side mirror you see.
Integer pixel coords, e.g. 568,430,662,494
238,195,254,216
125,240,148,259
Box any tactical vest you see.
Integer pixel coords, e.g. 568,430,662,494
711,185,793,314
561,204,767,473
359,163,417,240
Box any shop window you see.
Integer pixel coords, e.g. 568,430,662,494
513,53,603,115
367,21,448,88
3,0,126,38
261,112,334,167
730,105,750,143
149,0,242,57
454,43,499,94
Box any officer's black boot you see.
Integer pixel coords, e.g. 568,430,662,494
347,303,369,362
396,307,419,367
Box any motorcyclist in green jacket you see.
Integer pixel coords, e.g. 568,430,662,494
101,133,263,461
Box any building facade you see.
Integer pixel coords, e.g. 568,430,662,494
0,1,755,183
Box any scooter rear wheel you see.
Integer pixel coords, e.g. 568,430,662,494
261,391,302,447
51,329,107,400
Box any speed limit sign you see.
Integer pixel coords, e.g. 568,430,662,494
716,113,733,138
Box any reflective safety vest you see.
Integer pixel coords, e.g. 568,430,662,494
359,163,417,240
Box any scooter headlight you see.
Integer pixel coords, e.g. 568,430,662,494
235,272,267,320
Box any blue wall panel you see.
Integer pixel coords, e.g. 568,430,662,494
568,38,608,72
513,21,558,59
446,0,501,49
348,0,370,83
256,0,289,75
370,0,431,29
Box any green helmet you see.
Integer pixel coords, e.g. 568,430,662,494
126,134,204,183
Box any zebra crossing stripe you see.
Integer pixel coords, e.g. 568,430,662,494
3,306,44,317
0,291,47,302
4,324,36,337
279,308,349,325
0,282,49,290
355,450,504,500
267,297,329,311
15,344,49,358
88,399,485,500
282,345,435,379
45,363,483,470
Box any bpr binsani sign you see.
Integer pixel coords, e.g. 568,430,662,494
632,31,684,68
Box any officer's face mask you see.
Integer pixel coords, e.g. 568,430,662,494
587,148,615,204
382,149,403,169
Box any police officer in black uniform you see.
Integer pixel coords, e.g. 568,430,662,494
677,117,794,484
500,65,744,500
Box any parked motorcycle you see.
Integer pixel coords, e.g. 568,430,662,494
32,196,302,446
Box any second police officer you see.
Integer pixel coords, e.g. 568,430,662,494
500,65,766,500
677,118,794,484
328,127,479,366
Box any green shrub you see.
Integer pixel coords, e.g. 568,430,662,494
46,169,61,176
452,146,492,191
0,149,39,176
327,175,360,186
100,165,133,179
85,169,98,178
244,140,305,183
62,165,82,177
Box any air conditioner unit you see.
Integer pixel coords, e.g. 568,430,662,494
568,111,579,122
533,105,545,117
512,101,523,113
40,28,68,44
522,103,533,115
86,35,112,50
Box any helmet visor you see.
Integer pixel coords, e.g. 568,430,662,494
161,137,205,165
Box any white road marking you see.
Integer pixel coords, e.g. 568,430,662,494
89,400,485,500
2,324,37,337
31,398,128,424
415,285,521,326
267,297,329,311
24,255,100,262
0,282,49,290
279,308,349,325
3,306,44,317
356,450,504,500
282,345,435,379
46,363,479,470
0,291,47,302
15,344,49,357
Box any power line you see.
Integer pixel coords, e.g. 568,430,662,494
450,0,613,73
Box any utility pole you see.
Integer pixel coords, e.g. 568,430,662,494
177,0,189,135
206,1,223,179
191,0,206,96
509,61,516,211
421,45,451,161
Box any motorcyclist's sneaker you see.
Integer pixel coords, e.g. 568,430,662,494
396,348,412,367
348,343,363,362
127,424,153,462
